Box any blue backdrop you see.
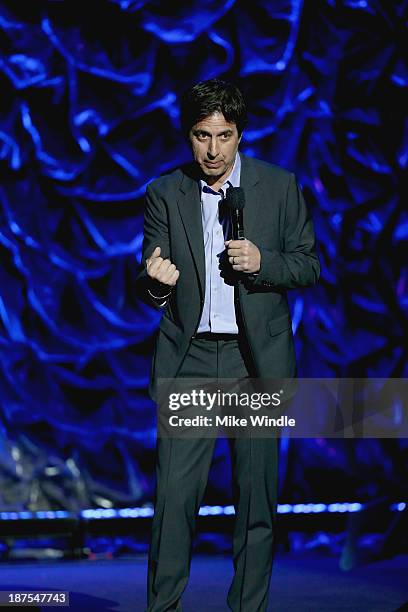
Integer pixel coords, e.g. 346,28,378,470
0,0,407,512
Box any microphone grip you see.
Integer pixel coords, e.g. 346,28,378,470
231,209,245,241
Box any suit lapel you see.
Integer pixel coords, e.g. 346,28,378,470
239,153,261,241
177,171,205,298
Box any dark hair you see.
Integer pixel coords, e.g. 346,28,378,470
180,79,247,136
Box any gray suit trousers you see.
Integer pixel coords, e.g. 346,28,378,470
147,337,279,612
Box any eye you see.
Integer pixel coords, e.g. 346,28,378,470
195,132,208,141
220,133,231,140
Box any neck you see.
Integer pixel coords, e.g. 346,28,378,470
205,175,227,192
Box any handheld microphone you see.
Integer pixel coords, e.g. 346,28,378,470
225,187,245,240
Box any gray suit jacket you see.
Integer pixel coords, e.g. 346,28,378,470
137,153,320,401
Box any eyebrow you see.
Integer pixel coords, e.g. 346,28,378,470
193,129,233,136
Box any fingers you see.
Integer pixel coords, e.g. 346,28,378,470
224,239,246,249
225,240,258,273
229,255,248,271
146,252,180,287
168,268,180,285
147,246,161,262
159,261,177,285
225,239,251,257
145,246,161,269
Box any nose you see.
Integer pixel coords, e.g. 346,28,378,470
207,137,219,159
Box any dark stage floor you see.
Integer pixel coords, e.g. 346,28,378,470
0,552,407,611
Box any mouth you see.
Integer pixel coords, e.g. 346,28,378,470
204,161,222,168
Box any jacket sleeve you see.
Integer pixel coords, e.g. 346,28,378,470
252,173,320,290
135,182,172,310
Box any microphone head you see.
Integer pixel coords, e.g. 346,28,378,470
225,186,245,211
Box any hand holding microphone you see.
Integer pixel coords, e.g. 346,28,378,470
225,239,260,273
224,187,260,274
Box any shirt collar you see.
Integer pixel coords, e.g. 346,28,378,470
199,152,241,198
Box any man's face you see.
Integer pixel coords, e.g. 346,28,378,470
188,112,242,186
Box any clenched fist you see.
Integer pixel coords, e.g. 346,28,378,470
146,246,180,294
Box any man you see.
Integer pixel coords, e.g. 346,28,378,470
138,79,320,612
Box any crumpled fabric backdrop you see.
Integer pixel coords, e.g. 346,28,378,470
0,0,407,511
